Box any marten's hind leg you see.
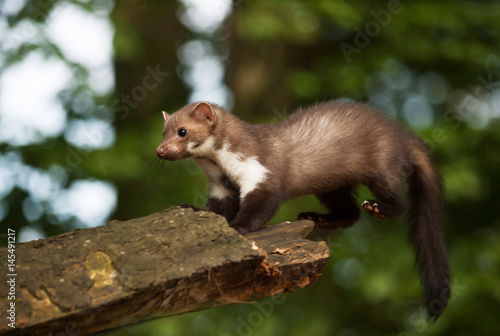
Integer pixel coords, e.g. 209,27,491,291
298,186,360,230
362,176,407,219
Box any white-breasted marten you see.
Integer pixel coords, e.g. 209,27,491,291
156,100,450,320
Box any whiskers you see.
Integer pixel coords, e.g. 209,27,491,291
138,154,168,187
138,154,192,188
133,152,205,195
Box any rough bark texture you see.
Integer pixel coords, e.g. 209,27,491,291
0,207,329,336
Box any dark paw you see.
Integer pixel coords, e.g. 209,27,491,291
298,212,338,230
233,225,249,235
298,212,322,222
177,204,202,211
361,200,386,219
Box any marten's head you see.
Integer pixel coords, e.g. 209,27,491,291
156,102,218,161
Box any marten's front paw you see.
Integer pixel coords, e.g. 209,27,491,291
177,204,202,211
361,200,386,219
233,225,249,235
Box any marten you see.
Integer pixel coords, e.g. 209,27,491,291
156,100,451,320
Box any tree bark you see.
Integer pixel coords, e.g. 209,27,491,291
0,207,329,335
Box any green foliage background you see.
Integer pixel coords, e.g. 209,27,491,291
2,0,500,335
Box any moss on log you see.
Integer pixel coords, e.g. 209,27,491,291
0,207,329,335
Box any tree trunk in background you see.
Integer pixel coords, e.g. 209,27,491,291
110,1,190,221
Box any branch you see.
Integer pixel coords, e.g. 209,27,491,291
0,208,329,335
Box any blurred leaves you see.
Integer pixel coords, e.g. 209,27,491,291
2,0,500,335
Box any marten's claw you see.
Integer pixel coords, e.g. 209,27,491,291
298,212,322,222
298,212,342,230
361,200,386,219
177,204,202,211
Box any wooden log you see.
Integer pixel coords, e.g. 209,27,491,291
0,207,329,335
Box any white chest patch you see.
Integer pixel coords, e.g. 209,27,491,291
191,138,269,200
215,142,269,199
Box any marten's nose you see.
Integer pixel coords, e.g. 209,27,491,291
156,147,165,158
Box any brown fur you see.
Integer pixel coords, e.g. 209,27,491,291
156,100,450,320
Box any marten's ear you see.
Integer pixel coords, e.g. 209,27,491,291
162,111,170,122
192,102,216,126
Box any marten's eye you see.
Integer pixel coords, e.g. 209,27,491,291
177,128,187,137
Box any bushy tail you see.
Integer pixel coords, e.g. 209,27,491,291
408,142,451,321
